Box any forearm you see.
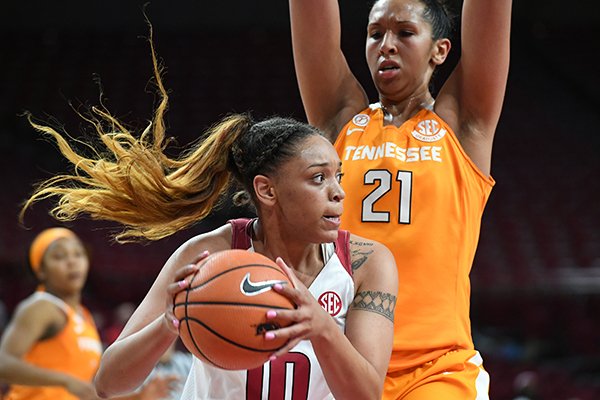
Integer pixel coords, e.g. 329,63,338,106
289,0,368,140
95,314,177,398
0,353,72,388
312,321,383,400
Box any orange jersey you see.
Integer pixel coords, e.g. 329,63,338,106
5,292,103,400
334,104,494,372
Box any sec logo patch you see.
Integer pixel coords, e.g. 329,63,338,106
318,291,342,316
411,119,447,142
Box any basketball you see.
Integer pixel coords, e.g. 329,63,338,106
173,249,295,370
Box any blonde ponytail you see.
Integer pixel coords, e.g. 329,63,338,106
20,26,251,242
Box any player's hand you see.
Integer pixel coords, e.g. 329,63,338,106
264,257,332,357
164,250,209,334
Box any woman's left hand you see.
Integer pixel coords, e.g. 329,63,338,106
264,257,332,358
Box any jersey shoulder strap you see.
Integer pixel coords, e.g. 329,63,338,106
335,230,352,275
228,218,254,250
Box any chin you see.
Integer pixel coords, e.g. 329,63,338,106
320,229,340,244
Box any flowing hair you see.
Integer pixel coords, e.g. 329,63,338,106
20,23,251,243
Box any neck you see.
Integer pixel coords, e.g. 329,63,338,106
380,94,435,125
252,219,323,283
45,289,82,310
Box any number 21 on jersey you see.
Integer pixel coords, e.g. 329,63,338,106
361,169,412,224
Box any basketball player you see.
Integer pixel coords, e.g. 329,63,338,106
0,228,103,400
20,29,398,399
288,0,512,398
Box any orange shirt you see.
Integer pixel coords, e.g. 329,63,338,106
334,105,494,372
5,292,102,400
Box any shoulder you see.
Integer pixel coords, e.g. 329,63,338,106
163,224,233,272
10,293,66,331
348,233,398,297
348,233,396,275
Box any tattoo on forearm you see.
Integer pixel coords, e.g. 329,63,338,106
349,240,374,272
351,290,396,322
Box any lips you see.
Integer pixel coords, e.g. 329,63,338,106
378,59,400,79
379,59,400,70
323,215,341,226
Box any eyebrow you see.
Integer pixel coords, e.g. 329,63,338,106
306,161,343,170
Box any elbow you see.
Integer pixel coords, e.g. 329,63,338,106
94,369,125,399
94,375,112,399
94,364,141,398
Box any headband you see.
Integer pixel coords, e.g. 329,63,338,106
29,227,77,273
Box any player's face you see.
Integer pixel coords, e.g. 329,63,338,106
365,0,436,100
272,135,344,243
40,237,89,296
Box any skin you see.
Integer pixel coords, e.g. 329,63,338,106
94,135,398,400
0,237,101,400
290,0,512,175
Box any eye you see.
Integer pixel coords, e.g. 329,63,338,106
368,29,382,40
398,30,414,37
336,172,344,183
312,174,325,183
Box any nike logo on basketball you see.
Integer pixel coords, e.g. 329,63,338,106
240,273,287,296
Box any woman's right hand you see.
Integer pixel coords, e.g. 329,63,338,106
164,250,209,334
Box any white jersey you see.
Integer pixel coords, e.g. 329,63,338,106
179,218,354,400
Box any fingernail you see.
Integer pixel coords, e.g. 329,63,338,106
202,250,209,256
273,284,283,291
178,280,187,288
269,355,277,361
172,318,180,329
265,332,275,340
266,310,277,318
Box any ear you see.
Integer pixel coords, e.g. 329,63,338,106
431,38,451,66
34,268,46,284
253,175,277,207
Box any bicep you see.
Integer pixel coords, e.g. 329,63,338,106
289,0,368,139
117,231,230,339
345,244,398,376
437,0,512,136
0,303,60,358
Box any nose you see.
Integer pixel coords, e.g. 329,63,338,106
379,31,397,55
331,180,345,203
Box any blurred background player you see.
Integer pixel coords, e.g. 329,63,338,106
0,227,103,400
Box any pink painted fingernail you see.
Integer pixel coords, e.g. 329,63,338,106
178,280,187,288
202,250,209,256
273,284,283,291
172,318,180,329
265,332,275,340
266,310,277,318
269,355,277,361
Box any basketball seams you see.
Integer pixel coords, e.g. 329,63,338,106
184,317,284,354
173,249,295,370
173,302,292,309
189,263,287,290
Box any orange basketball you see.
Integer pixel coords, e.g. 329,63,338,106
173,249,295,370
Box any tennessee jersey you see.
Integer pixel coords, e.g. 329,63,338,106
5,292,103,400
179,219,354,400
334,104,494,372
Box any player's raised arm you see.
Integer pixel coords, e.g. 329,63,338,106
436,0,512,174
289,0,369,140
